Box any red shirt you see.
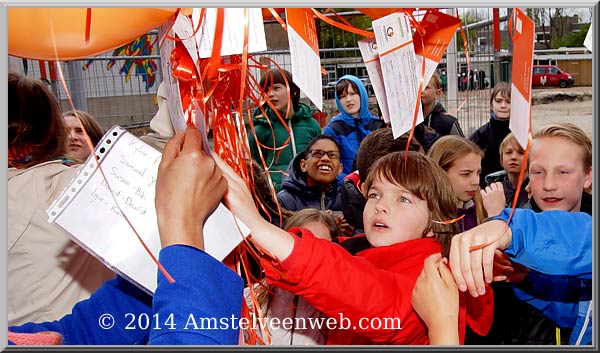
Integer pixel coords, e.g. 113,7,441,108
263,229,493,345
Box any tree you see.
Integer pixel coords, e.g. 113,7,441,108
553,23,591,48
316,8,372,57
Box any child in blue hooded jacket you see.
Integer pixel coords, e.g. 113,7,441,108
324,75,385,184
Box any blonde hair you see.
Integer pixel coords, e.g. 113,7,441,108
499,132,525,159
363,151,458,257
285,208,340,241
430,71,442,89
427,136,488,226
254,208,339,315
533,123,592,172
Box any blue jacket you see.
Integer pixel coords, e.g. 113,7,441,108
9,245,243,345
324,75,385,183
277,152,341,212
496,208,592,345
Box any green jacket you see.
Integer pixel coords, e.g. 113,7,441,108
248,103,321,192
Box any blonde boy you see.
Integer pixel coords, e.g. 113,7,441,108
528,123,592,213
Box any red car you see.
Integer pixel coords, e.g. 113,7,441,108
532,65,574,88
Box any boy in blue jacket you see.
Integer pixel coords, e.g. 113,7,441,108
324,75,385,184
449,208,592,345
8,128,243,345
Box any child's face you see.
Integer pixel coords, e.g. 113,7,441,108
302,221,332,241
501,140,525,175
446,153,481,204
421,78,441,107
363,177,431,247
300,139,342,187
491,92,511,120
338,84,361,117
268,83,291,115
529,136,592,212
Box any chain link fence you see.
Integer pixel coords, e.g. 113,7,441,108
11,9,513,137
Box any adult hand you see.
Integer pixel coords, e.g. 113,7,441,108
449,220,512,297
480,182,505,217
155,128,226,250
412,253,459,345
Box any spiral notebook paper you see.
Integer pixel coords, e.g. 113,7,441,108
47,126,249,294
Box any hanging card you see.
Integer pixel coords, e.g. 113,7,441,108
583,23,592,52
358,38,390,123
47,126,249,295
413,9,461,89
373,11,422,138
509,9,535,149
286,8,323,111
194,8,267,58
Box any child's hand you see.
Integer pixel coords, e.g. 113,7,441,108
213,156,262,229
214,156,296,261
412,253,459,345
449,220,512,297
155,128,226,250
492,250,530,283
335,214,354,237
480,182,505,216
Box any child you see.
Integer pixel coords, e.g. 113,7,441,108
277,135,343,212
8,128,243,345
414,208,592,345
411,253,460,345
63,110,104,163
324,75,386,183
527,123,592,214
428,136,504,232
462,122,592,345
414,72,464,152
8,71,114,325
449,208,592,345
249,209,340,345
469,82,512,186
485,132,529,209
216,151,493,344
249,68,321,192
340,128,423,234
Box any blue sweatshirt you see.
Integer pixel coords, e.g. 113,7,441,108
324,75,385,183
9,245,243,345
495,208,592,345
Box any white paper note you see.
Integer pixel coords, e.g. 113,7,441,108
584,23,592,52
358,38,390,123
194,8,267,58
47,126,249,294
373,12,423,138
286,8,323,111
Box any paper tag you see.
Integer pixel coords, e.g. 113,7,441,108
413,9,461,89
373,11,423,138
286,8,323,111
194,8,267,58
47,126,249,294
509,9,535,149
358,38,390,123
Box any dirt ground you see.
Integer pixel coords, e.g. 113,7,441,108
531,86,593,138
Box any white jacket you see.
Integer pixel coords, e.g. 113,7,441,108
8,160,114,325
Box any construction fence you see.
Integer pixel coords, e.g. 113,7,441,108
9,9,591,138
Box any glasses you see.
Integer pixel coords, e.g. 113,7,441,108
307,149,340,160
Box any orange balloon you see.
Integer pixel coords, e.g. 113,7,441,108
8,8,179,60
